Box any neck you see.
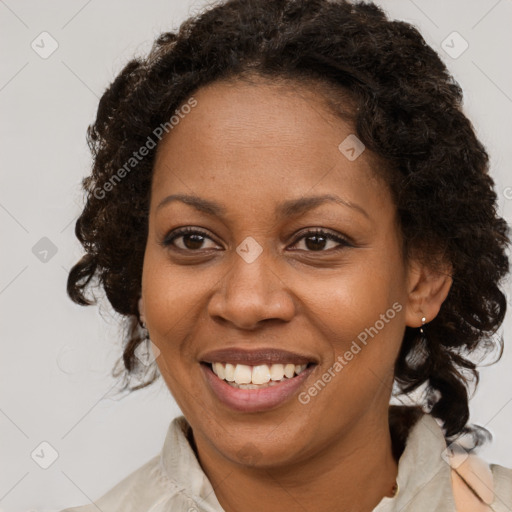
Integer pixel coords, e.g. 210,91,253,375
194,409,400,512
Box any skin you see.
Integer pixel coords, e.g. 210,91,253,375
138,76,452,512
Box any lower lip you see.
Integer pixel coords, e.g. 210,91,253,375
201,364,315,413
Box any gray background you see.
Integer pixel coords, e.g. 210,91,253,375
1,0,511,510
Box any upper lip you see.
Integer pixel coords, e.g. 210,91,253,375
200,348,318,366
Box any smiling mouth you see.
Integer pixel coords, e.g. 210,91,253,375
205,362,312,389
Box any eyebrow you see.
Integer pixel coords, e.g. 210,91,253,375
156,193,369,219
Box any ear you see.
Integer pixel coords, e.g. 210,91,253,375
404,259,453,328
138,297,146,324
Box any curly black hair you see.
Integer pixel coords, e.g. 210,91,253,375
67,0,509,440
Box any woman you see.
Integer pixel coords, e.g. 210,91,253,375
62,0,512,510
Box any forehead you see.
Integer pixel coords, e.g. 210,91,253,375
150,78,389,216
158,76,354,146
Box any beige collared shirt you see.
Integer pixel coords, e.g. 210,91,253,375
61,413,512,512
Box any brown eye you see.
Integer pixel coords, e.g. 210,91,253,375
291,229,351,252
304,234,329,251
162,227,220,251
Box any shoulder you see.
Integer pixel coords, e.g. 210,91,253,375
57,416,213,512
387,409,512,511
58,454,174,512
449,448,512,511
490,463,512,510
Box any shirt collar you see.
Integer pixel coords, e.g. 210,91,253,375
161,412,455,512
161,416,224,511
374,413,455,511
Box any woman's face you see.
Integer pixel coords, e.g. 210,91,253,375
140,78,417,468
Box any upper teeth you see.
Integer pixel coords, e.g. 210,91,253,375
211,362,307,385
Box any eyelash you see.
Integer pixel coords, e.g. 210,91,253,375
161,227,352,253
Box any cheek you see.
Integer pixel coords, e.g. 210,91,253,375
298,252,407,369
294,272,405,422
141,248,215,345
142,253,208,414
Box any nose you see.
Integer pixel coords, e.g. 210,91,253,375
207,243,296,330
